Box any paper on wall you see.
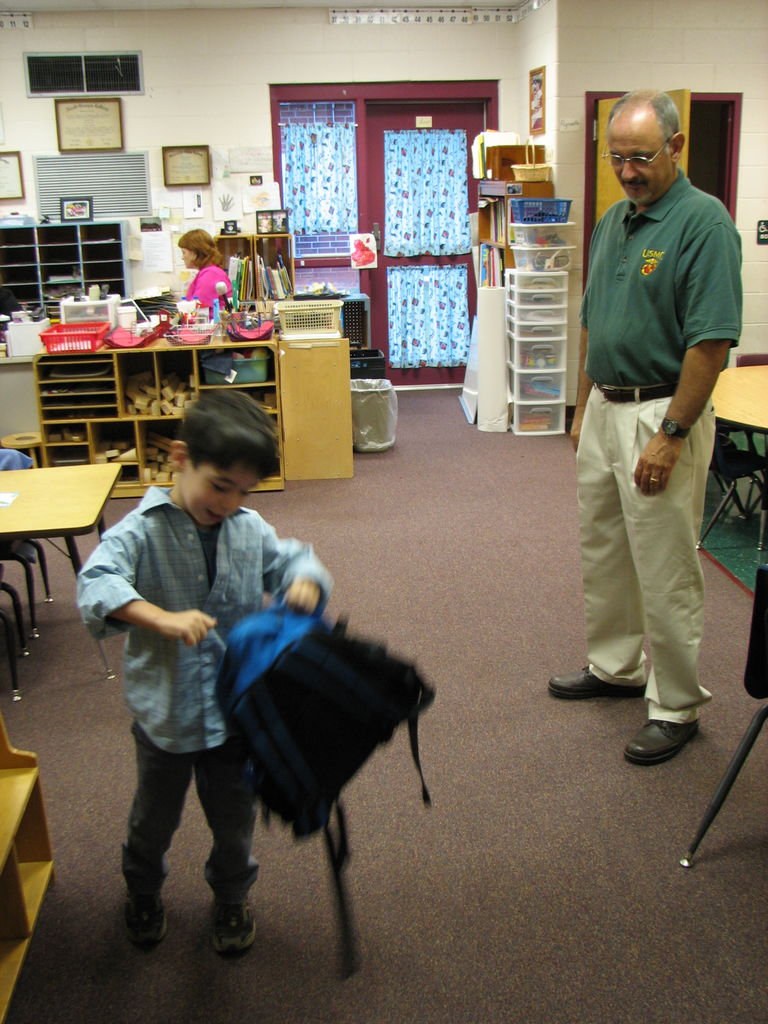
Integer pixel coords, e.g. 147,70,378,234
214,181,241,220
141,231,174,274
229,147,272,173
243,181,281,213
183,190,205,219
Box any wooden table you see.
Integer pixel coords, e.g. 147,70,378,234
712,364,768,549
0,464,121,697
0,463,120,573
713,364,768,432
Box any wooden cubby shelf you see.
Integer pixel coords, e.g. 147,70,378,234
0,711,54,1024
33,337,284,496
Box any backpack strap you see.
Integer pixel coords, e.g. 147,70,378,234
323,800,361,978
408,708,432,806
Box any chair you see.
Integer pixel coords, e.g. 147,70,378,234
0,604,20,699
698,428,766,548
0,566,24,700
680,564,768,867
735,352,768,367
0,565,28,657
0,448,53,643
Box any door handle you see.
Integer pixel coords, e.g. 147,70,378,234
371,223,381,251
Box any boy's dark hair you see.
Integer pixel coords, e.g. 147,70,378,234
179,390,279,479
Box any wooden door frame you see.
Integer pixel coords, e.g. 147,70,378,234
582,91,742,272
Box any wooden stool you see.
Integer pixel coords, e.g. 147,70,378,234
1,432,42,467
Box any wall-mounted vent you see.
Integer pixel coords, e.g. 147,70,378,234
26,53,143,96
34,152,152,220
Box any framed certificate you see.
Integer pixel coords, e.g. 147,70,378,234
0,151,24,200
54,97,124,152
161,145,211,187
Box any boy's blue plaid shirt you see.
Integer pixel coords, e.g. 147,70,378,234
77,487,332,753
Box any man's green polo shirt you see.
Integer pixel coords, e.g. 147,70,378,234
582,171,742,387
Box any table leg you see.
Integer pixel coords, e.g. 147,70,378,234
64,536,114,678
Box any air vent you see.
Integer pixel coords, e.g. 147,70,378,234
26,53,143,96
35,152,152,219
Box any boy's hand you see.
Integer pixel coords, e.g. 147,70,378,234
154,609,218,646
283,579,322,614
111,600,217,646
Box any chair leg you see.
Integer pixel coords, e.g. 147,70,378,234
1,611,20,698
698,481,738,548
28,540,53,602
0,581,30,656
0,606,20,699
10,554,38,639
680,704,768,867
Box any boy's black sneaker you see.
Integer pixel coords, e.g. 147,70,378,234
125,892,167,945
213,901,256,954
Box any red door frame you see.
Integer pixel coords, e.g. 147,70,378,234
270,82,499,381
270,81,499,191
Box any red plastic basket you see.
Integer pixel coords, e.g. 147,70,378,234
40,321,111,353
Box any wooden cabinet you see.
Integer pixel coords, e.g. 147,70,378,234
32,337,284,496
215,233,294,303
0,222,130,319
0,711,53,1024
280,337,353,480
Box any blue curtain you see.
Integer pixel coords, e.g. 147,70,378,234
387,265,470,368
383,129,471,257
281,123,358,235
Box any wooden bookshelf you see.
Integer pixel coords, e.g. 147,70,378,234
0,711,53,1024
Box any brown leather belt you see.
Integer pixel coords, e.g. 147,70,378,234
596,382,676,403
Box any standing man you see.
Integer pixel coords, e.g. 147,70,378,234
548,90,742,765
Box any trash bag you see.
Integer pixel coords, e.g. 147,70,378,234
350,379,398,453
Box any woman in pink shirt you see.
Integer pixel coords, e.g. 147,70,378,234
178,229,233,311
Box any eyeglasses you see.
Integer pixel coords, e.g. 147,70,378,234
602,138,671,171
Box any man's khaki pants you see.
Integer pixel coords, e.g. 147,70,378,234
576,388,715,723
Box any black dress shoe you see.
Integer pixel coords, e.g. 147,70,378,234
548,667,646,700
624,719,699,765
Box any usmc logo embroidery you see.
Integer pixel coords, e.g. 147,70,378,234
641,248,664,276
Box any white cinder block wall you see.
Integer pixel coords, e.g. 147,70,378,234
0,0,765,404
554,0,768,396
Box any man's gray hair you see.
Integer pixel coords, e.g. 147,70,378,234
608,90,681,139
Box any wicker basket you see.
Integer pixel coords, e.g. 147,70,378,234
278,299,343,339
512,141,551,183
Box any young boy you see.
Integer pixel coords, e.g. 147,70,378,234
77,390,332,954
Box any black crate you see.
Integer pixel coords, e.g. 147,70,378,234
342,294,370,348
350,348,385,379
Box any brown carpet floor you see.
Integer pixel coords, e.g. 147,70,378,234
2,388,766,1024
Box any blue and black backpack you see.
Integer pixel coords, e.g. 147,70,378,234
215,602,435,976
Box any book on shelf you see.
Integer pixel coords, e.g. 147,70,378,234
479,243,503,288
256,253,291,300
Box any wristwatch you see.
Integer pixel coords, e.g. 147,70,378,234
661,416,689,439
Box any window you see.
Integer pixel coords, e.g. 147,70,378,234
25,53,143,96
279,101,357,260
